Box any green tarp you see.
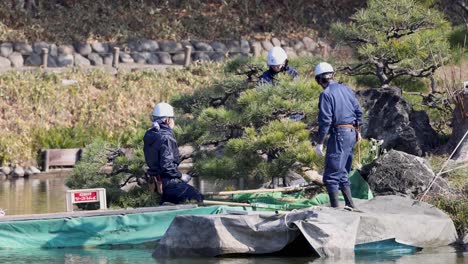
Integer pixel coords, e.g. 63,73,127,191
232,170,373,210
0,206,223,249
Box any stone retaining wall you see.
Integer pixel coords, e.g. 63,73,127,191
0,37,333,68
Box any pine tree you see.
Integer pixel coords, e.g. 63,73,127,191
332,0,451,86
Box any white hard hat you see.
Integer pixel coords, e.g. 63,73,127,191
267,47,288,66
152,102,174,118
314,62,334,77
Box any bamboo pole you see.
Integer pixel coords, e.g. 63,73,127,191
203,185,316,196
203,200,252,207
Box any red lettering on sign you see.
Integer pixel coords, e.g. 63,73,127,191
74,191,98,202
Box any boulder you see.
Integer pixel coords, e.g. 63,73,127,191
192,52,210,62
91,43,109,54
74,54,91,66
271,38,281,47
302,37,317,51
147,53,160,64
57,54,74,67
33,42,49,54
159,41,183,53
0,43,13,57
356,87,440,156
261,40,273,51
102,54,114,65
58,45,74,55
87,53,103,66
131,52,151,64
172,53,185,65
360,150,449,198
1,167,11,175
157,52,172,64
25,54,42,66
192,41,213,52
12,166,25,177
119,52,134,63
140,39,159,52
47,55,58,67
73,42,92,56
210,42,227,53
210,52,226,62
226,40,241,53
49,44,58,57
240,39,251,53
14,43,33,55
0,57,11,68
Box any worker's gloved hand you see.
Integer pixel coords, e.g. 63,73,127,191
315,144,324,157
181,173,192,183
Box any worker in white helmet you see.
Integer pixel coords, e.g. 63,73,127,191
314,62,363,210
258,47,298,85
143,102,203,205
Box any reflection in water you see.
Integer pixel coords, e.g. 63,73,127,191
0,171,69,215
0,246,465,264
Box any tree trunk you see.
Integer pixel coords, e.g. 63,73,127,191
374,61,389,87
446,89,468,161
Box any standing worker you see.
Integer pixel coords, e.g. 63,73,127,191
143,102,204,205
314,62,363,209
258,47,298,85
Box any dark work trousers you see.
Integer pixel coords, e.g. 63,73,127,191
160,179,204,205
323,126,357,194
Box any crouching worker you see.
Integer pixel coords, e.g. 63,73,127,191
314,62,363,209
258,47,298,85
143,102,204,205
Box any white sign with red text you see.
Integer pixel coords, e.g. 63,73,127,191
66,188,107,212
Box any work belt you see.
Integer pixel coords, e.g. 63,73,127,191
335,124,360,142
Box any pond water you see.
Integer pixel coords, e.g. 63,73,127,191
0,173,466,264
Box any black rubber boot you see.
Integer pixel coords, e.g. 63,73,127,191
328,191,340,208
341,186,356,209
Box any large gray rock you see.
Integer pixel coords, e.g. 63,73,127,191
210,52,226,62
271,38,281,47
261,40,273,51
356,87,440,156
73,42,92,56
140,39,159,52
119,53,134,63
210,42,227,52
102,54,114,65
1,166,11,175
131,52,151,64
49,44,58,57
12,166,25,177
172,53,185,65
147,53,160,64
192,41,213,52
47,55,58,67
227,40,241,53
33,42,49,54
25,54,42,66
361,150,449,198
91,43,109,54
159,41,183,53
57,54,74,67
240,39,250,53
14,43,33,55
87,53,103,66
0,43,13,57
157,52,172,64
0,57,11,68
74,54,91,66
302,37,317,51
58,45,74,55
192,52,211,62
